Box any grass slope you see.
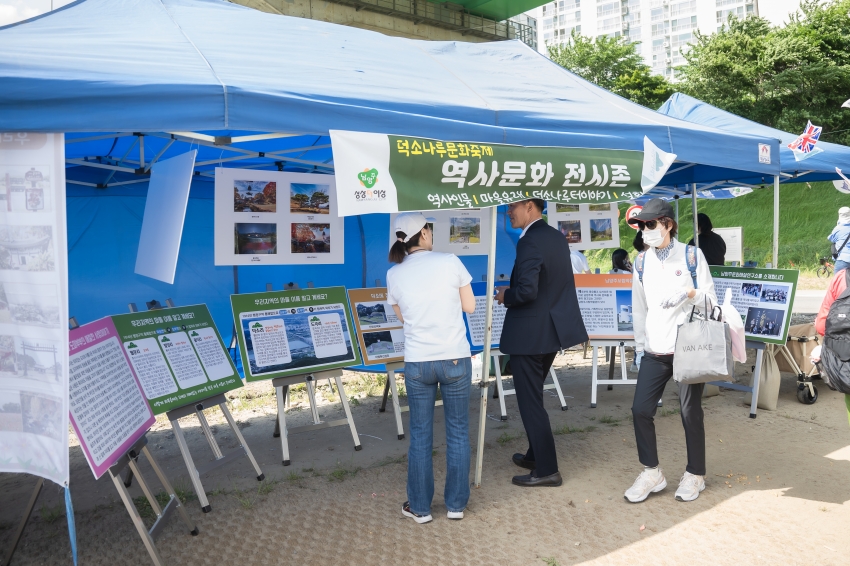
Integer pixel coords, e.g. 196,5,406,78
585,181,847,271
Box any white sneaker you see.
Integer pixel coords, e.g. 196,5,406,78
675,472,705,502
447,510,464,520
624,467,667,503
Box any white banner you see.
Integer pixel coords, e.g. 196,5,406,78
0,133,69,486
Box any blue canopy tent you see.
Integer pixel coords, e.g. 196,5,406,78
0,0,784,487
658,92,850,265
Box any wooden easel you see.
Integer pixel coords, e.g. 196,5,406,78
130,299,264,512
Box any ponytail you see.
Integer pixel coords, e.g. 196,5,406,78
388,230,423,264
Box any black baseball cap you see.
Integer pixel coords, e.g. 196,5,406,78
627,198,675,225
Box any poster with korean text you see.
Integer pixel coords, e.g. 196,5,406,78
111,304,242,414
574,274,634,340
463,281,509,352
69,317,154,479
231,287,360,381
347,288,404,365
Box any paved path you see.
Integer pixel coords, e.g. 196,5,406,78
793,290,827,314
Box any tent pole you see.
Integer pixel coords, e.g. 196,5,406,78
473,205,498,488
773,175,779,267
692,184,698,247
674,197,679,224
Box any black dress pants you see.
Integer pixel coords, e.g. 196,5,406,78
631,353,706,476
512,352,559,477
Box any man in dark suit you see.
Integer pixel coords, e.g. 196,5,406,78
495,199,588,487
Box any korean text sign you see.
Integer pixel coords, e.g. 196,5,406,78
574,274,634,340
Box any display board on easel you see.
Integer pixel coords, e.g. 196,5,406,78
714,227,743,264
347,288,404,365
574,274,634,340
388,209,492,256
463,281,508,351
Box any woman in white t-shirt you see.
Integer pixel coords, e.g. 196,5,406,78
386,212,475,525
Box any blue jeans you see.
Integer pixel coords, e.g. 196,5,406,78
403,357,472,516
836,260,850,274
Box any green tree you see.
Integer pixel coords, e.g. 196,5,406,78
678,0,850,145
548,30,673,109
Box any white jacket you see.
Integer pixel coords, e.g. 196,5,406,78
633,240,718,355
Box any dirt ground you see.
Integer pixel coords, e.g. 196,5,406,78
2,346,850,565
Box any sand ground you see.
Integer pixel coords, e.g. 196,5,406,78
2,347,850,565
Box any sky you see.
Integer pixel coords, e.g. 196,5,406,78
760,0,805,26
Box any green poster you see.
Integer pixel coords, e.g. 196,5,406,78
710,266,799,345
230,286,361,381
111,304,243,414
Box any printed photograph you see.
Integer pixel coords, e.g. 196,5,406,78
0,166,52,213
363,330,396,356
4,282,60,328
555,204,580,213
0,335,61,383
589,203,612,212
290,183,330,215
449,217,481,244
558,220,582,244
745,307,784,337
234,223,277,255
741,283,762,298
291,223,330,254
356,302,387,325
760,284,789,305
590,218,613,242
616,290,633,332
20,391,63,441
0,225,54,271
0,390,22,433
242,307,355,376
233,180,276,213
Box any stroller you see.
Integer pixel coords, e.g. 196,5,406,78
774,323,820,404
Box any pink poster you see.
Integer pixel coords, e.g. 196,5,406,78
69,317,154,479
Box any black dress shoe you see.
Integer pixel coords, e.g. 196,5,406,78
511,453,536,470
512,471,562,487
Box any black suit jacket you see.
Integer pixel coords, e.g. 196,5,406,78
499,220,588,355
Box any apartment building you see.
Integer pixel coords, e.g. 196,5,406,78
530,0,759,78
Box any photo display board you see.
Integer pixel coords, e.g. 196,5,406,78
714,227,743,264
711,267,798,345
347,288,404,365
388,209,492,256
547,202,620,251
574,274,634,340
110,305,242,414
214,168,344,265
463,281,509,351
69,317,155,479
231,287,361,381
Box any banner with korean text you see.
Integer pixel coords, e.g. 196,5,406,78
331,131,671,216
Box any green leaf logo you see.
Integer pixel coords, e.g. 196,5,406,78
191,331,199,336
252,322,263,328
357,168,378,188
160,336,170,342
310,316,320,322
128,342,137,349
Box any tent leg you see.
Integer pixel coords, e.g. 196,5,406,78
692,183,698,247
773,175,779,267
473,206,498,488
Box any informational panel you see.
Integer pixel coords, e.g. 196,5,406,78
134,150,197,283
111,304,242,414
574,274,634,340
231,287,361,381
348,288,404,365
711,266,798,345
0,132,69,486
547,202,620,251
214,168,344,266
463,282,509,351
714,227,743,264
388,209,492,256
69,318,154,479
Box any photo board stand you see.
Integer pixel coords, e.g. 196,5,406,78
1,476,44,566
271,369,361,465
706,340,765,419
129,299,264,513
491,348,568,420
377,361,445,440
589,340,643,408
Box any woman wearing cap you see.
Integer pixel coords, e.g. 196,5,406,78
624,198,718,504
386,212,476,524
828,207,850,273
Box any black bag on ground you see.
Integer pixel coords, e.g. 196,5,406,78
819,270,850,394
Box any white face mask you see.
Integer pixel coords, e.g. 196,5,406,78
642,227,665,248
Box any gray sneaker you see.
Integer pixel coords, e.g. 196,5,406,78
624,467,667,503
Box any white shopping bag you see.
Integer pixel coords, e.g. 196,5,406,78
721,288,747,363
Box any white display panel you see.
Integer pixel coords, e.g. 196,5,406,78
214,168,344,265
546,202,620,251
714,227,743,264
388,208,492,256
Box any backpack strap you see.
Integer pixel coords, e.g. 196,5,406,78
685,245,698,288
635,251,646,284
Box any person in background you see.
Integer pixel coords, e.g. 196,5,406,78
386,212,476,524
687,213,726,266
811,266,850,426
609,248,632,274
828,207,850,273
633,230,647,253
570,248,592,274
